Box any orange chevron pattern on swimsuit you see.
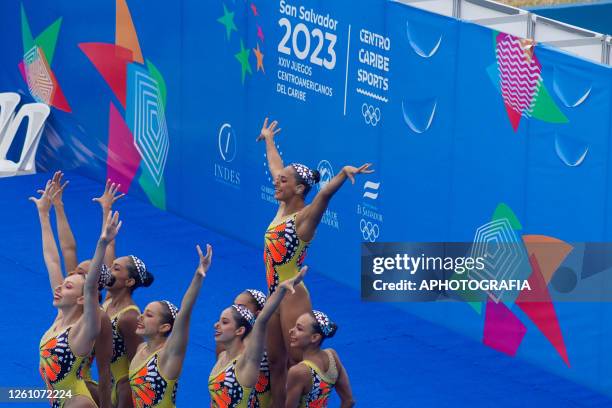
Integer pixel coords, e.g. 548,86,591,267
208,358,251,408
131,365,157,407
39,327,89,408
246,352,271,408
254,370,269,394
39,329,78,385
39,337,62,383
77,352,94,380
263,214,308,294
129,353,178,408
300,368,334,408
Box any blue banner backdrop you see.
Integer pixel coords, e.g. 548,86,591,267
2,0,612,397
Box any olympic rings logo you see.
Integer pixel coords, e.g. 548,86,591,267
361,103,381,127
360,219,380,242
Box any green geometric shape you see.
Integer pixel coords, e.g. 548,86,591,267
491,203,522,230
20,3,34,52
139,169,166,210
467,301,483,314
531,84,569,124
146,60,166,109
35,17,62,65
492,30,499,50
234,39,252,84
217,3,238,41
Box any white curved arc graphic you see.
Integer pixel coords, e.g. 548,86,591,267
406,22,442,58
552,67,592,108
571,87,591,107
553,83,592,108
401,100,437,134
555,136,588,167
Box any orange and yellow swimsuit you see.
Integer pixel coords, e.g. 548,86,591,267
208,356,253,408
79,353,95,385
264,212,309,294
39,326,96,408
104,304,140,404
129,350,178,408
249,351,271,407
299,350,338,408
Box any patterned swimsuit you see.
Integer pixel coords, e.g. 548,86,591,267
105,304,141,404
208,356,252,408
39,326,95,408
299,350,338,408
264,213,309,294
129,351,179,408
247,352,271,408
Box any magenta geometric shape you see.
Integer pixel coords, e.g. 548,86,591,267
257,25,265,42
18,61,27,83
107,102,141,193
516,254,570,366
495,32,542,131
79,43,134,108
483,300,527,357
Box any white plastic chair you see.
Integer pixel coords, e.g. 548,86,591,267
0,102,50,177
0,92,21,145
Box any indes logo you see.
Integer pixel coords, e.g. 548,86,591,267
214,123,240,188
218,123,237,163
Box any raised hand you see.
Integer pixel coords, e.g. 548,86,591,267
278,266,308,294
256,117,282,142
93,179,125,209
195,244,213,278
101,211,122,243
342,163,374,184
29,180,58,213
48,171,69,206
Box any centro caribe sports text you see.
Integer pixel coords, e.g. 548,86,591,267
278,0,339,70
357,29,391,91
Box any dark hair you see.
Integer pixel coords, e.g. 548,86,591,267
292,168,321,197
310,312,338,346
126,259,154,292
230,307,253,339
243,291,264,312
157,301,175,337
